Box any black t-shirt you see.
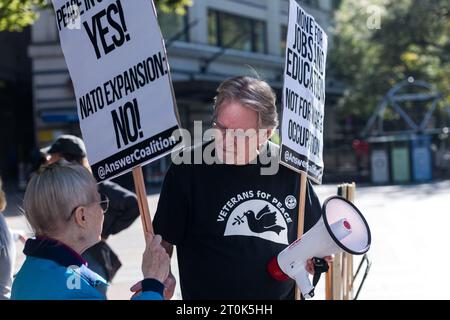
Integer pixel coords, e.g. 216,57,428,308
153,141,322,300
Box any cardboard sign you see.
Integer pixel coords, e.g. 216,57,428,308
52,0,182,181
280,0,328,184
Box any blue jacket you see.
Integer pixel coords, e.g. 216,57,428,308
11,237,163,300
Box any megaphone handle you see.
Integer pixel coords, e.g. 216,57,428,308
312,257,329,287
295,270,315,299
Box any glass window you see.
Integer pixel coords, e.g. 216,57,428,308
157,10,189,42
208,10,267,54
302,0,315,8
280,25,288,55
253,20,267,53
208,10,218,46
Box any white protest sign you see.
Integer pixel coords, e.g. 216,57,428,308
280,0,328,184
52,0,182,181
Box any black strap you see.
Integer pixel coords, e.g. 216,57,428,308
300,258,330,299
312,257,329,287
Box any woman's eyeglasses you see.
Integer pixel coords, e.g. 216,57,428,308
99,194,110,212
67,194,109,221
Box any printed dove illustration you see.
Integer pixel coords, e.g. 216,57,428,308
243,205,285,235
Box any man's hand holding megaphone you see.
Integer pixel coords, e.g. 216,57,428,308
305,256,333,275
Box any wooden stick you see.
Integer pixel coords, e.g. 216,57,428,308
346,254,354,299
325,262,333,300
295,171,308,300
132,166,154,243
333,252,343,300
342,252,348,299
332,184,346,300
345,183,356,300
327,184,341,300
342,185,349,299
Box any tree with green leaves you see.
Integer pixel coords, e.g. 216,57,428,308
0,0,191,31
330,0,449,134
0,0,47,31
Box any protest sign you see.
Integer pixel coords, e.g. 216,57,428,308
52,0,182,183
280,0,328,299
280,0,328,184
52,0,184,236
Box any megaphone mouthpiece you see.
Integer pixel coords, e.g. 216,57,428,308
330,218,352,241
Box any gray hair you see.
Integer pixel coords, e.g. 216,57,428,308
213,76,279,129
23,161,98,236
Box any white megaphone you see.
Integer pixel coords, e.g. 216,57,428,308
268,196,371,299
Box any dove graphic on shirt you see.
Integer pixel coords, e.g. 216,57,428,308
224,199,289,245
233,205,285,235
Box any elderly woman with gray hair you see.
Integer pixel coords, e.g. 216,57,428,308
11,161,170,300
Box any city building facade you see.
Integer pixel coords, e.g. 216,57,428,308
28,0,341,184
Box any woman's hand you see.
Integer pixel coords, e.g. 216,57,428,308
141,234,170,283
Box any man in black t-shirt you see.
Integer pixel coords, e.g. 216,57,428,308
152,76,326,300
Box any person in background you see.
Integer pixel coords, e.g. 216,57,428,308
0,176,14,300
0,177,26,299
42,135,141,296
11,161,169,300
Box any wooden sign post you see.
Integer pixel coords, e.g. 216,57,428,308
294,172,308,300
326,183,356,300
279,0,328,300
345,183,356,299
132,166,154,242
52,0,183,247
